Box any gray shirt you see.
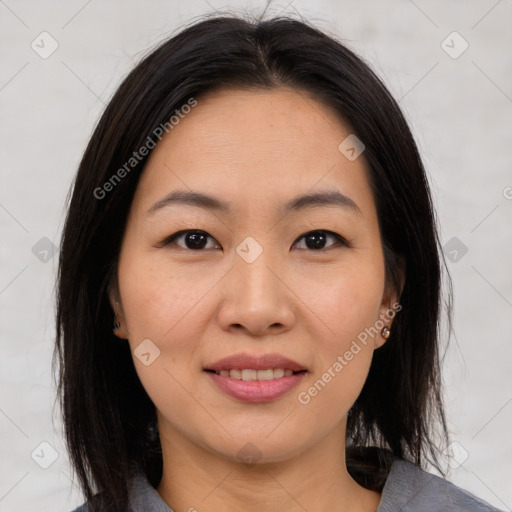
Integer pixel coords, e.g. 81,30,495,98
71,460,505,511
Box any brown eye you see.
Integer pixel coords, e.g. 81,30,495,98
157,229,348,252
159,230,220,250
293,230,348,251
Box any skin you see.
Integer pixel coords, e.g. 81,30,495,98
110,87,404,512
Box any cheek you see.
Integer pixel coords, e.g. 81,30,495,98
117,253,206,423
118,248,211,345
117,249,223,408
295,290,380,424
292,258,384,416
301,255,385,344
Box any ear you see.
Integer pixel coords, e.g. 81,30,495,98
375,255,406,349
107,275,129,340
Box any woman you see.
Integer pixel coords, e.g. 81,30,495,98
55,14,504,512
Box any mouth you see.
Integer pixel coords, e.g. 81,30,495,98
205,368,307,380
204,353,308,402
205,352,307,373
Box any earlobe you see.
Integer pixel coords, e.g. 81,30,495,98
376,259,405,349
108,279,129,340
374,324,392,349
376,289,400,348
111,301,129,340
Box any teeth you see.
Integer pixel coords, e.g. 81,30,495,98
242,369,257,381
257,369,274,381
216,368,296,380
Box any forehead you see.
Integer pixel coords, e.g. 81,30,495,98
155,87,351,161
131,87,376,220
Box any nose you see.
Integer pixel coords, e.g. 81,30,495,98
217,250,295,338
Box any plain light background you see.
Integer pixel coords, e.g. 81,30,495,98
1,0,511,511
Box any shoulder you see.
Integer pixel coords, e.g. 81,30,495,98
68,470,173,512
378,459,505,512
69,504,88,512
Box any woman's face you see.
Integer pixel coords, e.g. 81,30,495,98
112,87,400,464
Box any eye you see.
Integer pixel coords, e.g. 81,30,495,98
156,229,349,251
157,230,220,250
292,230,349,251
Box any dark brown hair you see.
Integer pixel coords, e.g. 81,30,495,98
54,13,452,511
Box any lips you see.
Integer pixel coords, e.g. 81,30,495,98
204,353,308,402
204,352,307,373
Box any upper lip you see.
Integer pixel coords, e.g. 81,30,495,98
205,353,307,372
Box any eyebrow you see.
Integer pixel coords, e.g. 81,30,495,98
146,188,362,217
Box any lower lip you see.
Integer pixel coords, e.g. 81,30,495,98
205,371,307,403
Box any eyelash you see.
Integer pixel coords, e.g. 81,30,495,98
156,229,350,252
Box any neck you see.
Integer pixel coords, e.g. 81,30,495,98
155,420,381,512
